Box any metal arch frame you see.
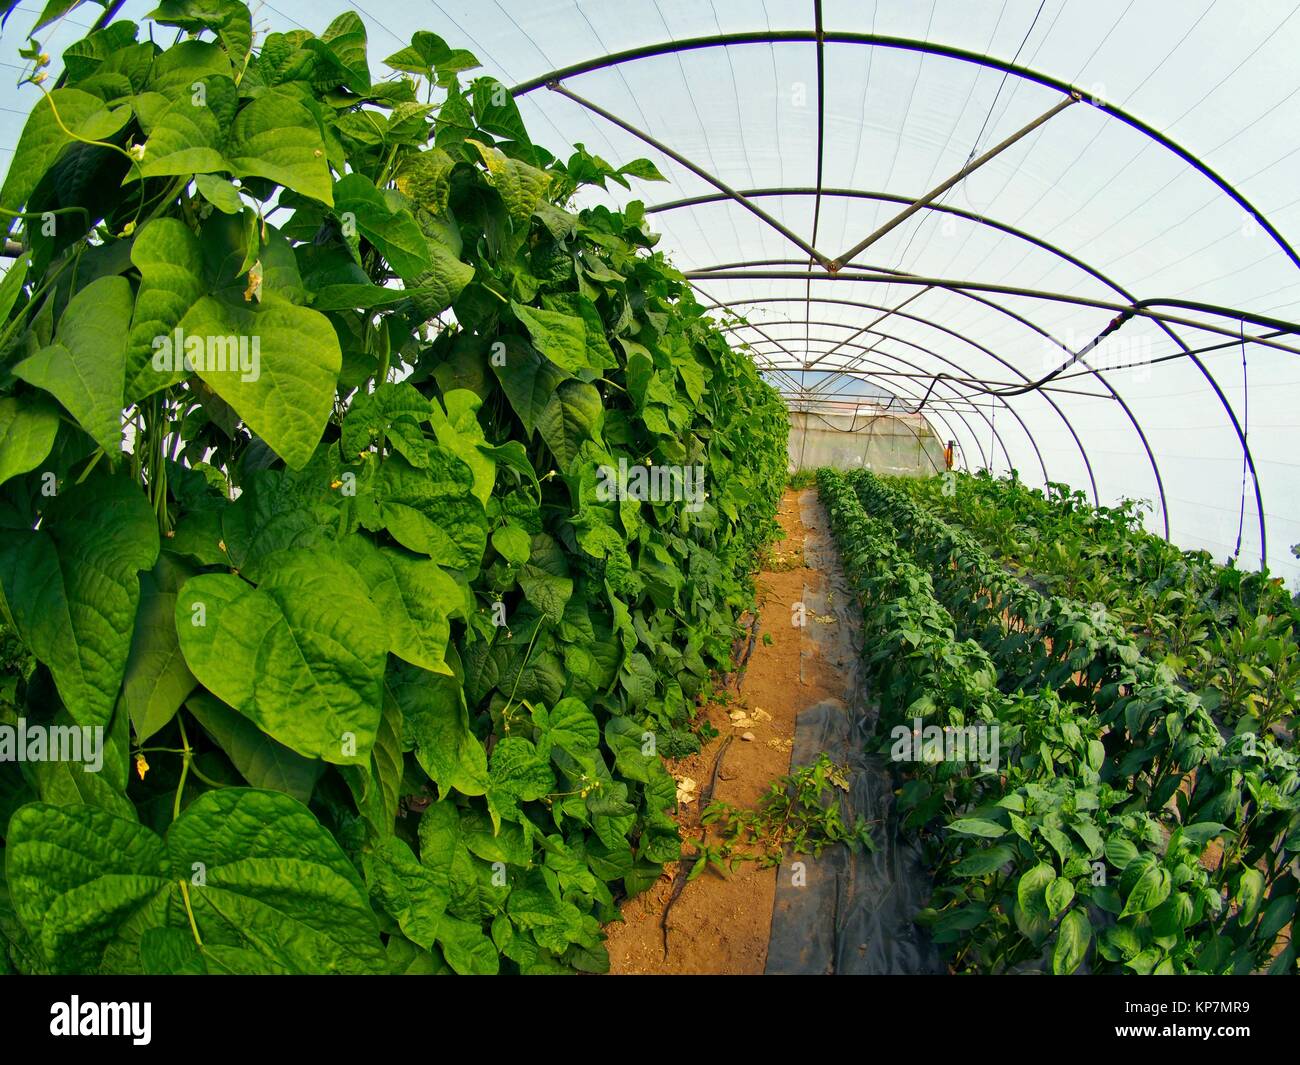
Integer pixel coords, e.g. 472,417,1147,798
690,269,1300,349
733,323,1048,480
752,331,1011,472
700,248,1160,524
712,286,1107,514
791,405,952,476
737,319,1113,397
508,31,1300,566
696,264,1299,551
509,31,1300,269
645,185,1244,522
753,337,1011,474
775,356,987,470
522,73,1149,533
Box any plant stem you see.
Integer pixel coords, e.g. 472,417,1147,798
173,715,193,821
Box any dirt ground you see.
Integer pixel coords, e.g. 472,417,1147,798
604,488,845,975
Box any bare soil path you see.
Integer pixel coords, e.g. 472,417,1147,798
604,488,844,974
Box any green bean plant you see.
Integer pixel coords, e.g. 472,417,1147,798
0,0,788,975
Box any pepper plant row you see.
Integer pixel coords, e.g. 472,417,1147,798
899,472,1300,736
818,468,1298,974
849,470,1299,973
0,2,788,975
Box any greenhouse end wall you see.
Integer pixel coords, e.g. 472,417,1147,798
787,410,945,477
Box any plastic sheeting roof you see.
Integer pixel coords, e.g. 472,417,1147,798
4,1,1300,581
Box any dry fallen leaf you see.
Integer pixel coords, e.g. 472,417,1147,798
741,732,755,742
674,775,698,805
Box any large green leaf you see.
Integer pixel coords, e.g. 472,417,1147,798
603,715,659,784
470,78,532,146
145,39,234,98
358,449,487,569
952,845,1016,877
427,389,494,505
343,688,403,841
0,472,158,728
0,397,60,488
340,380,430,459
218,460,333,577
0,88,128,233
24,704,135,820
136,75,237,179
532,697,600,763
13,275,132,456
150,0,254,62
1052,909,1092,975
339,534,462,674
511,302,589,374
178,291,341,470
537,379,604,471
117,554,197,742
491,337,568,438
1015,862,1056,920
1235,868,1265,927
308,11,371,94
4,789,385,973
225,88,334,205
364,837,448,947
1120,864,1171,918
489,736,554,804
519,533,573,624
125,217,207,401
333,172,431,278
175,548,387,764
435,913,499,975
389,663,489,799
467,139,549,221
408,232,475,316
384,31,479,79
186,691,322,804
950,817,1007,839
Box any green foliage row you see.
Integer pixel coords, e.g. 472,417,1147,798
0,1,787,974
818,468,1298,974
899,471,1300,735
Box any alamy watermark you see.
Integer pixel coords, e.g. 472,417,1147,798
1039,327,1153,384
0,717,104,772
152,326,260,382
50,996,150,1045
595,458,707,512
889,718,1000,773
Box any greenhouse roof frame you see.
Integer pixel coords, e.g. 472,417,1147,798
2,1,1292,572
510,26,1300,568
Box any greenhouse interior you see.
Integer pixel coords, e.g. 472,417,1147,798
0,0,1296,993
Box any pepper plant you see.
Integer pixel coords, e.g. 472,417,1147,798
819,468,1299,975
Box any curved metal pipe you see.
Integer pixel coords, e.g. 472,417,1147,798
715,289,1101,508
513,37,1293,560
738,325,1048,482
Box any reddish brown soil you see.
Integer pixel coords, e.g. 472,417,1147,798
603,489,843,974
